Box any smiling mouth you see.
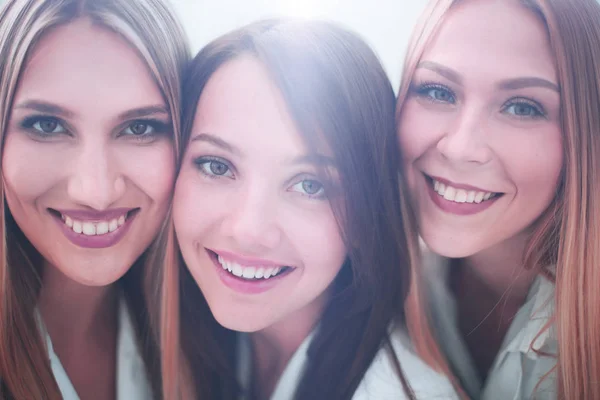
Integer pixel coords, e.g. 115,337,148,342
48,208,140,236
208,249,295,281
425,174,503,204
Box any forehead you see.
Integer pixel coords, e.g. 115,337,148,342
421,0,557,83
16,18,164,113
193,56,310,157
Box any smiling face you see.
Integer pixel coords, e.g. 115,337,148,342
398,0,563,258
2,19,175,286
173,56,347,333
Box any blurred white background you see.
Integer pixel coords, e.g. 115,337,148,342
170,0,428,90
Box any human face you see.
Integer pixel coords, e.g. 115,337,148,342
173,57,347,333
398,0,563,258
2,19,175,286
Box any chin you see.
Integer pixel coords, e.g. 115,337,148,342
420,231,482,259
209,305,270,333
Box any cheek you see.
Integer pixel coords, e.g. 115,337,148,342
284,204,347,277
397,100,447,166
172,167,220,242
2,135,67,202
497,126,563,196
117,141,175,205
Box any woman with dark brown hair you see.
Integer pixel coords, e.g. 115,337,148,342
163,19,458,400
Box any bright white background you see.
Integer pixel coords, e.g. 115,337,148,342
170,0,428,90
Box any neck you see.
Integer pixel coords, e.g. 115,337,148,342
461,232,538,304
452,232,540,380
250,290,329,399
38,262,118,347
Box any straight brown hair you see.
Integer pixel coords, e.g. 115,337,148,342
397,0,600,399
0,0,189,398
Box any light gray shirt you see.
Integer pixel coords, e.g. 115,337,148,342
40,297,153,400
237,323,459,399
424,252,557,400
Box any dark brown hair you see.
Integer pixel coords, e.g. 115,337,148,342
165,19,417,399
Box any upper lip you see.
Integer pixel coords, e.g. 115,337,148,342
50,207,137,221
427,174,500,194
210,248,292,268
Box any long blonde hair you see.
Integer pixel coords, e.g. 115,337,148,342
0,0,189,398
397,0,600,398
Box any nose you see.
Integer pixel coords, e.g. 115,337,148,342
67,142,126,210
222,183,282,252
436,108,493,165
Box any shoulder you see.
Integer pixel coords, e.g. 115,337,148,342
352,324,460,400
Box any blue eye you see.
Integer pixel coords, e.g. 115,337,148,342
415,83,457,104
193,157,234,179
121,120,170,139
22,116,67,135
289,179,325,199
124,121,154,135
502,99,546,119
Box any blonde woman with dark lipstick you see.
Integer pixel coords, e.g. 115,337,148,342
0,0,188,398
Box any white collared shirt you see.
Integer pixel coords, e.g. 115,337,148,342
237,324,459,400
40,297,153,400
424,252,557,400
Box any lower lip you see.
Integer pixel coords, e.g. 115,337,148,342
425,176,500,216
208,250,293,295
52,212,136,249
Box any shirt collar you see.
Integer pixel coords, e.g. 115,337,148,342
40,295,153,400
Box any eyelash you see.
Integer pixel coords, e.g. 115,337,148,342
19,115,171,142
412,82,457,105
412,81,548,119
192,156,327,200
193,156,235,179
500,97,547,119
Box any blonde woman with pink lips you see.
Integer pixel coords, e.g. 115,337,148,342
396,0,600,399
0,0,188,398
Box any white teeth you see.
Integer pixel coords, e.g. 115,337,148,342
96,222,109,235
467,191,476,203
62,214,126,235
443,186,456,201
432,179,496,205
454,189,468,203
263,268,274,279
437,183,446,196
82,222,96,236
242,267,256,279
109,219,118,232
232,263,244,277
216,256,286,280
474,192,485,203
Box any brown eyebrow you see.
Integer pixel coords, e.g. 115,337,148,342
190,132,240,155
14,100,170,120
14,100,75,118
118,105,170,120
416,61,559,93
417,61,463,85
497,77,559,92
